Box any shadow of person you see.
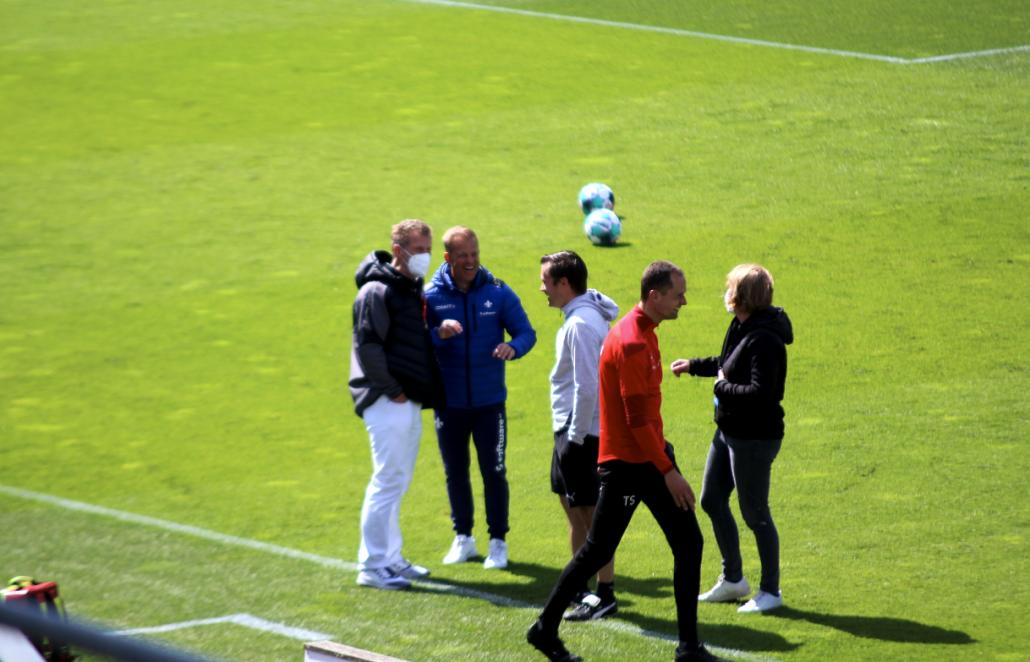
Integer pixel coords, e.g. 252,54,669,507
568,608,800,653
417,563,801,653
422,560,565,606
768,607,975,644
604,573,674,600
496,563,686,603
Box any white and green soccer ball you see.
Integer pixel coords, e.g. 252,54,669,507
578,182,615,215
583,208,622,246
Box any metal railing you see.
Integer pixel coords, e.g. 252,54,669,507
0,601,218,662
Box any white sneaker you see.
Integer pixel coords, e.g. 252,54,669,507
698,575,751,603
483,538,508,569
442,534,478,564
356,567,411,590
389,559,430,580
738,590,783,613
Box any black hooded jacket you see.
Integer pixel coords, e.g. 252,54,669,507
348,250,443,416
688,306,794,440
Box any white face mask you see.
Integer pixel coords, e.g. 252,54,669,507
724,289,735,313
404,250,431,278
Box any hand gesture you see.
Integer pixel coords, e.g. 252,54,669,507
438,319,464,339
670,359,690,377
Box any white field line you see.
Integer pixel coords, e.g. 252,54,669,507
0,484,358,572
909,44,1030,63
402,0,1029,65
0,484,776,662
114,613,331,641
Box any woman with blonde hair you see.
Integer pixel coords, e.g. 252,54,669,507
671,264,793,613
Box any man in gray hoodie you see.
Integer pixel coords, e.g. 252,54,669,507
539,251,620,620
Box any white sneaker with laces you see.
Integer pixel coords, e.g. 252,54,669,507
698,575,751,603
442,534,478,564
483,538,508,569
738,590,783,613
389,559,430,580
356,567,411,590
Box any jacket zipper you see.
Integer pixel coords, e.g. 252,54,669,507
464,292,473,406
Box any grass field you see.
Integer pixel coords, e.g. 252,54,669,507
1,1,1027,660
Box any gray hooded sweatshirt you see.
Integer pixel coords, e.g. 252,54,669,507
549,289,620,443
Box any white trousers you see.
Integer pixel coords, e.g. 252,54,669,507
358,395,422,570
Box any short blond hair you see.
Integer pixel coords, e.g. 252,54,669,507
442,226,478,253
391,219,431,248
726,264,774,314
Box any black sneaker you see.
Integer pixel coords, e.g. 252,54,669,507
675,641,728,662
526,621,583,662
563,592,618,621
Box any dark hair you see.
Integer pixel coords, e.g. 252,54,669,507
640,260,684,302
540,251,588,295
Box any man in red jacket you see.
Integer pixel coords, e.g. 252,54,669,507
527,261,723,662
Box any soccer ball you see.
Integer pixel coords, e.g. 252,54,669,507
583,208,622,246
578,182,615,215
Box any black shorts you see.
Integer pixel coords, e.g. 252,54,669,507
550,425,601,508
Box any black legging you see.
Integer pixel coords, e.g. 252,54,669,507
700,429,781,594
537,458,705,646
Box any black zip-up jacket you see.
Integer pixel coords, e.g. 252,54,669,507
348,250,443,416
687,306,793,440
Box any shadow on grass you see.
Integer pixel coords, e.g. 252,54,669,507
616,610,800,653
435,559,562,603
590,240,634,249
421,562,799,654
489,561,678,601
768,607,976,645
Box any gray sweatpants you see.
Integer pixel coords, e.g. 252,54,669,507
700,429,782,594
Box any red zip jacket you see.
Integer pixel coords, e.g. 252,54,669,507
598,305,674,474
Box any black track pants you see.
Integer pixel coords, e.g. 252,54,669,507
538,459,704,646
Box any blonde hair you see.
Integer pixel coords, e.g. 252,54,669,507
726,264,774,314
442,226,478,253
391,219,431,248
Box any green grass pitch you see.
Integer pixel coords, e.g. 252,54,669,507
1,1,1027,660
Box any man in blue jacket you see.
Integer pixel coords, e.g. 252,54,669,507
426,226,536,570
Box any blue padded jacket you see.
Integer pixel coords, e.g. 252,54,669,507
425,262,536,409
